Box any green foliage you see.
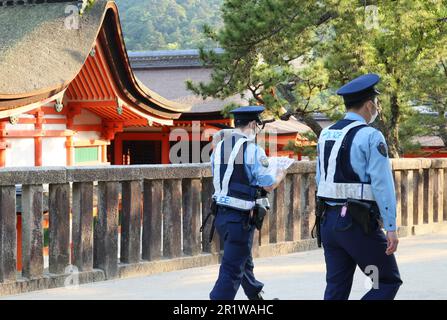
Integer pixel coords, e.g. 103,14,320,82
115,0,223,51
187,0,330,116
315,1,447,157
187,0,447,157
80,0,96,15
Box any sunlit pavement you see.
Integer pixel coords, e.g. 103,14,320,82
3,231,447,300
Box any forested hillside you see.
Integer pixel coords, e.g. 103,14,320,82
115,0,222,51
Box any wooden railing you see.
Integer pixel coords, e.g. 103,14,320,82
0,159,446,295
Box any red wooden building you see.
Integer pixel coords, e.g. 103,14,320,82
0,0,232,168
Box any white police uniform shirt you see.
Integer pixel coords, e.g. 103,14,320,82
316,112,397,231
211,130,276,191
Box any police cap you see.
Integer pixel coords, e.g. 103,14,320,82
230,106,265,124
337,74,381,107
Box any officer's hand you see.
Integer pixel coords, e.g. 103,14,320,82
263,169,287,193
385,231,399,255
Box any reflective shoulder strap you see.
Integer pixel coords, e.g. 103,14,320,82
318,128,329,182
220,138,248,196
212,140,224,195
325,121,365,183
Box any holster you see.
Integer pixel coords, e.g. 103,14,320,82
312,192,326,248
252,204,267,231
346,198,381,235
200,198,217,243
251,188,270,231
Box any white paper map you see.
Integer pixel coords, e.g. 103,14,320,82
263,157,295,177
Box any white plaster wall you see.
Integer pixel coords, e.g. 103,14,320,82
43,115,66,131
74,109,102,125
73,131,101,141
6,123,34,131
44,114,65,119
42,138,67,166
43,124,67,131
5,138,35,167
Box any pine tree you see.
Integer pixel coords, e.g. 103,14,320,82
187,0,447,157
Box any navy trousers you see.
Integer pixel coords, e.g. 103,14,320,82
321,206,403,300
209,206,264,300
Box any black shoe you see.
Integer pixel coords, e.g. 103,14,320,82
248,291,264,300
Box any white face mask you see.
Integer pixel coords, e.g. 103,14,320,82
368,101,379,124
369,108,378,124
246,124,257,140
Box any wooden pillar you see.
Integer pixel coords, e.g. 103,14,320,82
434,168,443,223
394,171,402,227
48,183,70,274
101,144,107,163
66,136,74,166
142,180,163,261
260,192,271,246
423,169,434,224
114,133,123,165
94,182,120,279
0,186,17,282
308,173,316,236
16,215,22,271
163,179,182,258
414,169,424,226
270,181,286,243
290,174,302,241
72,182,94,271
34,111,43,167
0,122,6,167
300,174,311,239
66,109,75,166
182,179,201,256
34,137,42,166
21,185,44,279
121,181,142,264
162,128,170,164
401,170,414,227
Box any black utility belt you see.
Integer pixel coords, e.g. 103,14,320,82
216,205,251,214
323,199,381,234
343,199,381,234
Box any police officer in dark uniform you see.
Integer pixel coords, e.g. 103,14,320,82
209,106,285,300
316,74,403,300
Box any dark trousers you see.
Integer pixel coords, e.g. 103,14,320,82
321,206,403,300
209,207,264,300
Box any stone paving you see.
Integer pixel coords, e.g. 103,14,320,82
3,231,447,300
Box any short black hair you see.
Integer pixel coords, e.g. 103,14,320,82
346,96,376,111
234,119,253,128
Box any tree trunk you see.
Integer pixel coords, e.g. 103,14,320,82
276,83,323,137
388,94,401,158
437,112,447,148
298,113,323,137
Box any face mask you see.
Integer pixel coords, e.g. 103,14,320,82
244,123,256,140
368,103,379,124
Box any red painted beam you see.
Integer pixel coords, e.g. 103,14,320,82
34,136,42,166
68,100,117,109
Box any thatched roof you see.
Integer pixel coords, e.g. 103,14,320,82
0,1,106,98
0,0,189,118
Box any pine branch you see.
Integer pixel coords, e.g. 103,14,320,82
231,11,335,50
441,59,447,78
